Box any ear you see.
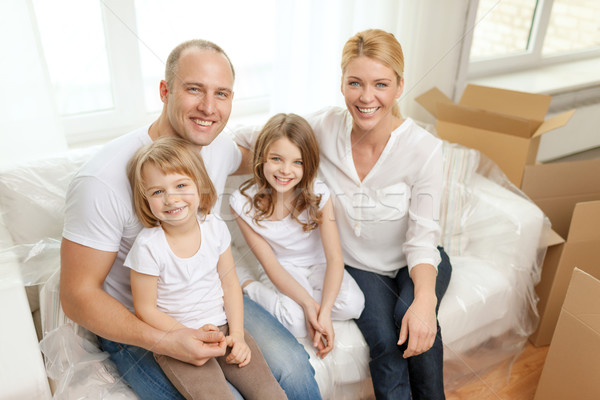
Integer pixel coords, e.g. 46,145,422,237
395,77,404,99
159,80,169,103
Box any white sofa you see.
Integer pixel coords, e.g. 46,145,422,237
0,136,549,399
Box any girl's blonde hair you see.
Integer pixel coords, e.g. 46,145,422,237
240,113,322,231
341,29,405,118
127,137,216,228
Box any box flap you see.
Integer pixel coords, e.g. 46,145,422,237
521,159,600,237
415,87,454,118
567,200,600,242
547,229,565,247
562,268,600,332
459,84,551,121
437,102,537,137
436,121,532,186
532,109,576,138
522,159,600,199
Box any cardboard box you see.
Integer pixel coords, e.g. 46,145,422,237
534,268,600,400
521,159,600,346
416,84,575,187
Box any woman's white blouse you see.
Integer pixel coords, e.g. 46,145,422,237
234,106,443,277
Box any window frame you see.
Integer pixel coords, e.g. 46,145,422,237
53,0,272,145
466,0,600,79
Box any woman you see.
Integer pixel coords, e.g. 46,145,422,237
236,29,451,399
304,28,452,400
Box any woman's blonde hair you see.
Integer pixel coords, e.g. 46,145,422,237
240,113,322,231
127,137,216,228
341,29,405,118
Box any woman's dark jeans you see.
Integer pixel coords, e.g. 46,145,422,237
346,247,452,400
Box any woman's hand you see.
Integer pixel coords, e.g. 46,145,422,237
397,293,437,358
225,331,251,367
314,306,334,358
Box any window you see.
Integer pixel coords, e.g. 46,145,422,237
30,0,279,143
468,0,600,78
27,0,402,144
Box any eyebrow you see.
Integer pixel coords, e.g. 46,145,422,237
346,75,392,82
184,81,232,93
268,151,302,160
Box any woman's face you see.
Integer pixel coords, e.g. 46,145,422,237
341,56,403,133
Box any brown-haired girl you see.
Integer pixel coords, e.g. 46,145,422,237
125,137,286,400
230,113,364,359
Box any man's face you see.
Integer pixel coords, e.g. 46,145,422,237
161,48,234,147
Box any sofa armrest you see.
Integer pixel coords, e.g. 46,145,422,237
0,252,52,399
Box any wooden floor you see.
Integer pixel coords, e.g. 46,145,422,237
445,342,550,400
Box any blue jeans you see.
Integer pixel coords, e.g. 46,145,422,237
346,247,452,400
100,296,320,400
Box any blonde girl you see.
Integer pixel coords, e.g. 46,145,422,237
125,137,286,400
230,113,364,358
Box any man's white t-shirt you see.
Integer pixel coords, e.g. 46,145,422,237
229,180,330,268
124,214,230,329
63,125,241,311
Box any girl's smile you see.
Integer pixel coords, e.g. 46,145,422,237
263,137,304,200
142,163,200,229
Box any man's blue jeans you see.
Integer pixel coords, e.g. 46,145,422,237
346,247,452,400
99,296,321,400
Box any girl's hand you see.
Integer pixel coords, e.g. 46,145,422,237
302,299,328,355
225,332,251,367
302,299,325,346
314,307,334,358
397,294,437,358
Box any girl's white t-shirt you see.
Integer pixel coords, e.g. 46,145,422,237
230,180,330,268
124,214,230,329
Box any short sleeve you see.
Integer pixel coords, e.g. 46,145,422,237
314,179,331,210
211,216,232,255
63,176,131,252
124,233,161,276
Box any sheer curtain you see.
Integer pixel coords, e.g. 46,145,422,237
396,0,471,124
268,0,470,123
0,0,67,168
268,0,405,116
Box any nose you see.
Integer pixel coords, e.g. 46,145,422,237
279,162,291,175
198,94,215,114
162,191,178,204
359,85,374,103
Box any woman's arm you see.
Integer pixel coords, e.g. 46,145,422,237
315,197,345,357
130,269,187,332
231,207,323,334
218,246,250,367
397,263,438,358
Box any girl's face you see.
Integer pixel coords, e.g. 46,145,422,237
142,163,200,229
262,137,304,200
341,55,404,133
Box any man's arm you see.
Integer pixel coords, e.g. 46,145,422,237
232,144,253,175
60,238,225,365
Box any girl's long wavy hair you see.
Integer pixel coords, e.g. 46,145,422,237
240,113,322,231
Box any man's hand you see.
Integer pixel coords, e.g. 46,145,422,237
160,325,226,366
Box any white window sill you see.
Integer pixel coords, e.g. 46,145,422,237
469,57,600,112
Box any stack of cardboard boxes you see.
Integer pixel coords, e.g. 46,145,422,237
417,84,600,398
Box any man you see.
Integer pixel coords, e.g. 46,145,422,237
60,39,321,399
